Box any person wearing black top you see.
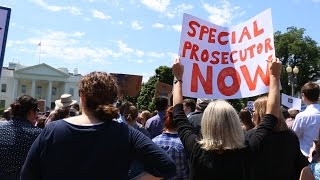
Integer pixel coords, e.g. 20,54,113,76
171,57,282,180
21,71,176,180
246,95,308,180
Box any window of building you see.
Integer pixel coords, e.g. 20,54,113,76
52,87,57,96
1,84,7,92
0,100,5,109
21,85,27,94
69,88,74,96
36,86,42,96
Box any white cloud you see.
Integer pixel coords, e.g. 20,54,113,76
131,20,143,30
172,25,182,32
165,3,193,18
141,0,170,12
152,23,165,29
135,50,145,57
31,0,82,15
147,52,165,58
202,0,245,26
117,40,134,53
92,9,112,20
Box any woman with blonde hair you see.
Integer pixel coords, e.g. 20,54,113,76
21,71,176,180
245,95,308,180
172,57,281,179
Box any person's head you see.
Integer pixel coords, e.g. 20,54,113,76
239,108,254,131
79,71,119,121
183,98,196,115
155,96,169,112
281,107,290,119
71,103,80,112
45,108,70,125
253,95,288,131
196,98,213,112
163,106,177,131
10,95,39,124
139,110,151,126
123,105,139,124
54,94,77,110
288,108,299,119
2,108,12,120
199,100,245,151
119,101,133,116
301,82,320,104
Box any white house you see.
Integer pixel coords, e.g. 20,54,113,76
0,62,81,111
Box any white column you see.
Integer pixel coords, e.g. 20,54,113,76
31,80,36,98
13,79,18,99
47,81,52,109
64,82,68,94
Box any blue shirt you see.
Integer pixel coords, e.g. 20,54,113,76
145,111,166,138
0,119,42,180
21,119,176,180
153,132,189,180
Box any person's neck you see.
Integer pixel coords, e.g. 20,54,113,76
305,100,317,106
126,120,137,127
164,129,177,134
68,109,102,125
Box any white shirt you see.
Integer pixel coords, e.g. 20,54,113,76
292,104,320,156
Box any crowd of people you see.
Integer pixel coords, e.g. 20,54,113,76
0,57,319,180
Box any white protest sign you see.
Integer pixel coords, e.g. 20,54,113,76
178,9,275,99
0,6,11,77
281,93,302,110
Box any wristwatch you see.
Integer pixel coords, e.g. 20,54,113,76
174,79,183,84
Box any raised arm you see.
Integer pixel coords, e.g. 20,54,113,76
247,58,282,151
172,56,184,106
172,56,198,155
266,57,281,118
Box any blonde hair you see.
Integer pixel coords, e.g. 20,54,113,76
254,95,288,131
199,100,245,151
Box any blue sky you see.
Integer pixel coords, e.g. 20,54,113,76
1,0,320,82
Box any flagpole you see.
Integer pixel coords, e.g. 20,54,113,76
38,41,41,64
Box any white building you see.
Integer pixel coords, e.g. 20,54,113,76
0,62,81,111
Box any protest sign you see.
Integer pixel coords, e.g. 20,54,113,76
110,73,143,97
155,81,172,98
281,93,302,110
0,6,11,77
178,9,275,99
246,101,254,111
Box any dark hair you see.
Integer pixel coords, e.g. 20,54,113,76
71,103,80,111
183,98,196,112
155,96,168,111
79,71,119,121
119,101,133,115
10,95,38,119
301,82,320,102
281,107,290,119
124,105,138,123
2,109,11,120
164,106,176,130
45,108,70,124
239,108,254,131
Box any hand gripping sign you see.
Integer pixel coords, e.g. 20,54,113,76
178,9,275,99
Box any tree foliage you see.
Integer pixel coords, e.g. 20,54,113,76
137,66,173,111
274,27,320,95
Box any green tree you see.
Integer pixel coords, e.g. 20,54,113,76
137,66,174,111
274,27,320,95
